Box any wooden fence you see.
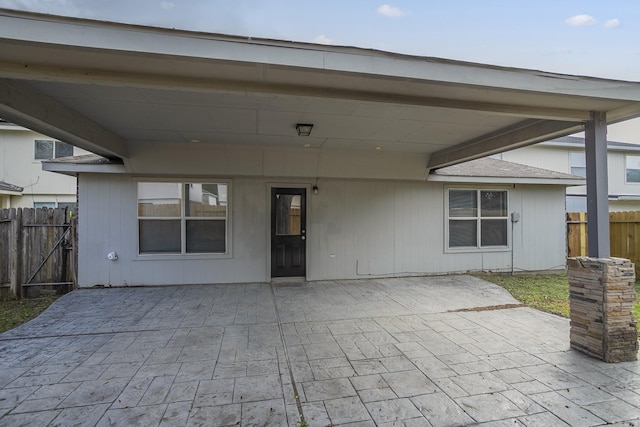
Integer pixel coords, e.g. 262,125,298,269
0,207,76,298
567,211,640,271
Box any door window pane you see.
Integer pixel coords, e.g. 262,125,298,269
275,194,301,236
139,219,180,253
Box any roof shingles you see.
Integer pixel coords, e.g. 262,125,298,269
433,157,582,180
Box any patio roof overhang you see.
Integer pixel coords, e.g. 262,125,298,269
1,9,640,174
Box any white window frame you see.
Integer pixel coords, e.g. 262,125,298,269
136,179,231,258
625,155,640,184
569,151,586,178
445,187,510,252
34,139,73,161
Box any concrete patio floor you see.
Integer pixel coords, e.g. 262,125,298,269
1,275,640,426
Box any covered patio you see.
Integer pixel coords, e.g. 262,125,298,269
2,8,640,276
1,276,640,426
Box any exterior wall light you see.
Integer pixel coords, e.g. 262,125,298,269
296,123,314,136
313,185,319,195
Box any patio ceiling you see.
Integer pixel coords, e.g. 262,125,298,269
1,9,640,171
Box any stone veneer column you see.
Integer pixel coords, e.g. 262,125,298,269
568,257,638,362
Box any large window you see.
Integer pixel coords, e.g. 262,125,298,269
34,140,73,160
137,182,228,254
448,189,508,249
626,155,640,183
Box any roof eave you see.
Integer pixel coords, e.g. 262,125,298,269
427,175,586,186
1,8,640,99
541,140,640,152
42,161,127,176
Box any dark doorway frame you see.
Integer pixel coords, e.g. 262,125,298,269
270,187,307,278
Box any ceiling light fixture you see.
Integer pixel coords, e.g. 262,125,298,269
296,123,314,136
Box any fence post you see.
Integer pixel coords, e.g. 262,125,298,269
9,208,22,299
70,211,77,286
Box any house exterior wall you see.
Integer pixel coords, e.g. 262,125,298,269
0,125,87,208
607,151,640,200
606,117,640,144
77,172,568,287
609,201,640,212
502,145,588,195
124,142,430,181
499,145,571,173
501,142,640,211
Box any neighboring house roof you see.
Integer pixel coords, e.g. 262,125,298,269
42,154,126,176
543,136,640,152
428,157,585,185
0,180,23,194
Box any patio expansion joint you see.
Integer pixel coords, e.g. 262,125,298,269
269,282,305,426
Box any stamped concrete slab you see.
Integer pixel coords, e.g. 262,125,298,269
0,276,640,426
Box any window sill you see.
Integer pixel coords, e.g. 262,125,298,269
134,252,232,261
445,247,510,254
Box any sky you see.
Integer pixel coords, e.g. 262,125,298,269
0,0,639,81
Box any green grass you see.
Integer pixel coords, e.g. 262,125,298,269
635,280,640,322
476,273,571,317
0,295,62,334
477,273,640,322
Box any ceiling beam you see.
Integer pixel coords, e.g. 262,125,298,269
0,60,591,122
0,78,127,158
427,119,584,170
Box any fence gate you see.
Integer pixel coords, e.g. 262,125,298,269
0,207,76,298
